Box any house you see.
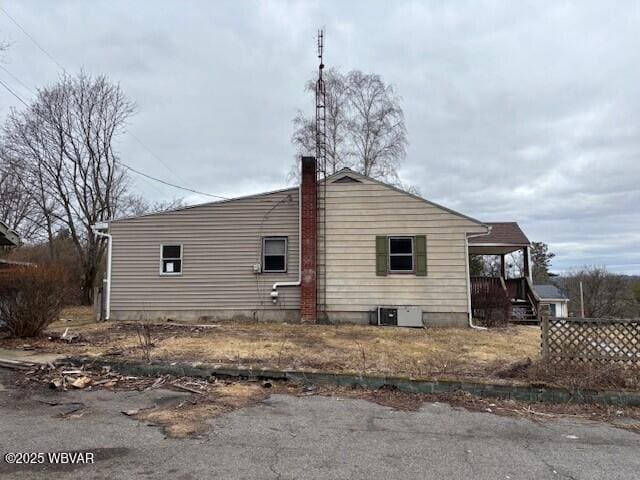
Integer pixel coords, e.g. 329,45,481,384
533,284,569,318
96,157,538,327
0,220,20,248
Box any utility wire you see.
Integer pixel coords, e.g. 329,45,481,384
0,77,29,107
115,160,229,199
0,72,228,200
0,6,66,72
0,64,37,96
0,6,227,201
127,131,190,186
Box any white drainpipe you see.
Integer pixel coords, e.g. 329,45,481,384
465,229,491,330
271,185,302,301
92,223,112,321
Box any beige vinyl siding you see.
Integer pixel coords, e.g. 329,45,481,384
319,176,486,317
109,189,299,317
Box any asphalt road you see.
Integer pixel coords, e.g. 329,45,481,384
1,369,639,480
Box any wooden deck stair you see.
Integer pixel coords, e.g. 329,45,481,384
471,276,542,325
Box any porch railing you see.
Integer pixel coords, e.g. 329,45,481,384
470,276,507,296
471,275,542,323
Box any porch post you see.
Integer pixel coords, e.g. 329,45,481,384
523,245,532,281
500,254,506,279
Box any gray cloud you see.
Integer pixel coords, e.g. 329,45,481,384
1,0,638,273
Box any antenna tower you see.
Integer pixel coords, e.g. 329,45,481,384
315,29,327,321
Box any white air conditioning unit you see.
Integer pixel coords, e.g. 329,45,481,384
377,306,423,328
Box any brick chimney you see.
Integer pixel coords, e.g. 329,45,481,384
300,156,317,323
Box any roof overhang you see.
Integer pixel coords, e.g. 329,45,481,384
468,243,529,255
0,221,20,247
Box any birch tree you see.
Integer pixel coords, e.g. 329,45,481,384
291,68,408,186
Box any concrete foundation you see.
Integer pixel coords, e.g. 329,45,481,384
109,309,300,323
325,311,468,327
110,308,468,327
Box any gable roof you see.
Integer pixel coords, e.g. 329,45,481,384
533,284,569,301
0,220,20,246
326,168,487,227
467,222,529,245
110,186,298,223
109,166,489,229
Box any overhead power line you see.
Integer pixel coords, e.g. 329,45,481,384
0,64,37,96
115,160,229,200
0,6,66,72
0,77,29,107
127,131,191,186
0,74,228,200
0,5,227,201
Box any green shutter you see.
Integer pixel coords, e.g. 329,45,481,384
415,235,427,276
375,236,388,276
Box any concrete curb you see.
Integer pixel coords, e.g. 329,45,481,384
64,356,640,407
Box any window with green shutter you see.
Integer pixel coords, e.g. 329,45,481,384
375,235,427,276
375,236,388,276
415,235,427,276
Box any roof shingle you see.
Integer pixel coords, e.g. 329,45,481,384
468,222,529,245
533,284,569,300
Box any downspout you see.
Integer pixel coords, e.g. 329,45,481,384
92,223,112,321
271,185,302,300
465,229,491,330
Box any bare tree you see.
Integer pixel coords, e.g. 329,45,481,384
0,154,45,241
345,71,407,182
2,72,135,303
559,266,636,318
291,68,408,186
121,194,185,218
290,68,351,180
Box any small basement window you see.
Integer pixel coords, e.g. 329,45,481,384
263,237,287,273
389,237,414,272
160,244,182,275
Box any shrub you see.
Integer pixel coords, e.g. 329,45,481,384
471,283,512,327
0,265,70,338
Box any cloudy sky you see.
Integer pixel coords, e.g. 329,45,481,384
1,1,638,273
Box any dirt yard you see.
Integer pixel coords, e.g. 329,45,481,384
0,307,541,380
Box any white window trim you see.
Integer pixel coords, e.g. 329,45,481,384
262,236,288,273
159,243,183,276
388,236,415,274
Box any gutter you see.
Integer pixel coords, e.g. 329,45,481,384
271,185,302,300
92,222,112,321
465,227,492,330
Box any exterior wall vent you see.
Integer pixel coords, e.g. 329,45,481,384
376,306,423,328
333,175,361,184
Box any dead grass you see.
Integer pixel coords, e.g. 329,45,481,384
1,305,540,378
495,358,640,391
51,306,103,329
133,382,268,438
152,323,540,378
1,312,542,379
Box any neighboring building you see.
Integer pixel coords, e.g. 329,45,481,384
0,220,20,248
99,157,536,327
533,284,569,318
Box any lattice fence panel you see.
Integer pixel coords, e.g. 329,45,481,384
541,317,640,366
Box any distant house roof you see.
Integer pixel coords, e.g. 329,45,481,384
0,220,19,247
533,284,569,301
468,222,529,246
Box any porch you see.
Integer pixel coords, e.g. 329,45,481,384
468,222,541,324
